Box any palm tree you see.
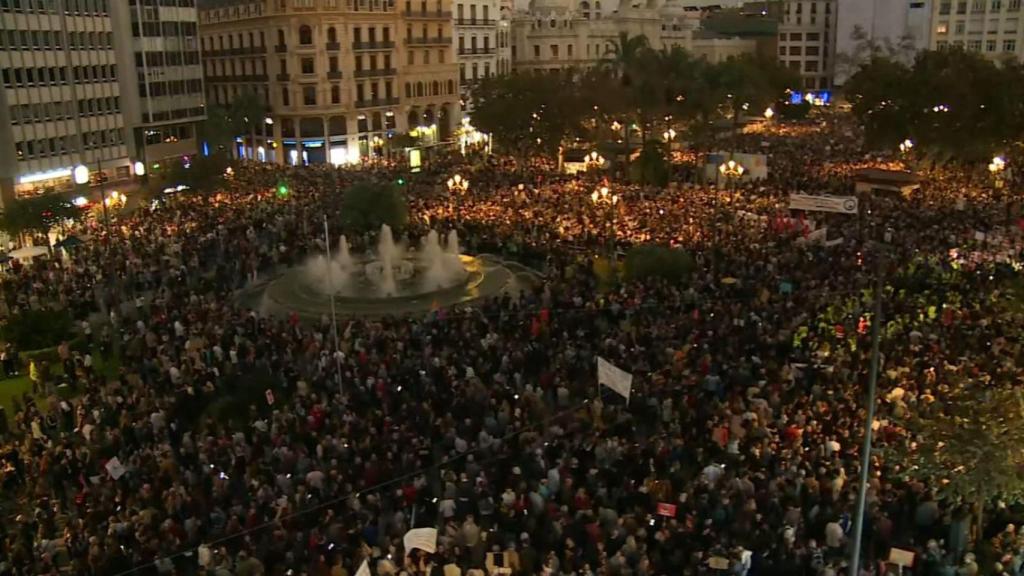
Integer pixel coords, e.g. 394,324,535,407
602,32,650,87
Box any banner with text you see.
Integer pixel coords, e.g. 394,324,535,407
789,194,859,214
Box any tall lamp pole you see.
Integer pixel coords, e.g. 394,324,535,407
848,269,885,576
323,215,343,398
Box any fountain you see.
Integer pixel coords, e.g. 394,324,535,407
254,224,531,318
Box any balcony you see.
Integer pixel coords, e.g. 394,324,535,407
405,9,452,18
406,36,452,46
354,68,397,78
275,44,288,53
326,41,341,51
456,18,496,25
352,40,396,50
276,72,291,81
355,97,400,108
458,47,496,55
328,70,343,79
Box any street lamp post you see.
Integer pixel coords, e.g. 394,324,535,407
585,151,605,172
446,174,469,221
989,155,1009,224
718,159,745,198
590,185,619,266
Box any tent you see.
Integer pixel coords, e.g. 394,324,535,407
8,246,49,260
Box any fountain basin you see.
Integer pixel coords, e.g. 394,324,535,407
255,254,531,318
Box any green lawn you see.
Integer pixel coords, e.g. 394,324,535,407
0,352,120,414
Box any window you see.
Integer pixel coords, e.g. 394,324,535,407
955,21,965,33
278,28,286,46
282,87,290,106
327,27,337,43
533,44,540,58
303,86,316,105
967,39,981,50
408,50,414,65
805,46,819,55
301,57,314,74
329,56,338,72
299,25,313,45
971,0,983,9
789,46,802,55
438,49,444,63
1005,38,1017,50
331,85,341,103
993,0,1002,9
936,23,948,33
1011,0,1021,10
805,60,818,72
937,39,949,48
987,39,997,50
550,44,559,58
957,1,967,13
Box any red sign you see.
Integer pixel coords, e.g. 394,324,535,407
656,503,677,518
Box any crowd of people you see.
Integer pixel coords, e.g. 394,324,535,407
0,114,1022,576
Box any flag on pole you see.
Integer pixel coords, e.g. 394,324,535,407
597,356,633,402
355,559,371,576
403,527,438,554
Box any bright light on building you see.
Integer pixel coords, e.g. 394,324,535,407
133,161,146,176
72,196,89,207
73,165,90,185
19,167,73,185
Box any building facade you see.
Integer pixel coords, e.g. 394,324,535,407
929,0,1024,60
777,0,838,90
0,0,130,203
509,0,756,72
199,0,460,166
112,0,206,172
834,0,931,84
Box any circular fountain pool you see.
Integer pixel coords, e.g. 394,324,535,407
246,225,536,318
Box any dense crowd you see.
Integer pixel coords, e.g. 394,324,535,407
0,116,1023,576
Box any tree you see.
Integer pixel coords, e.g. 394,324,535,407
159,152,233,192
846,47,1024,162
888,381,1024,536
845,56,914,150
1,195,84,239
197,92,267,159
340,180,409,233
630,141,670,187
624,245,694,282
472,72,587,161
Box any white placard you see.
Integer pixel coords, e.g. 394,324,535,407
355,559,371,576
403,527,438,554
789,194,859,214
105,457,126,480
597,357,633,402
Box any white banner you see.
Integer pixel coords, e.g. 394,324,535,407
355,559,371,576
403,527,438,554
789,194,858,214
597,357,633,402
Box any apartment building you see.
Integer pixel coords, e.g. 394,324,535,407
112,0,206,171
509,0,755,73
454,0,498,89
930,0,1024,59
834,0,931,84
777,0,838,90
0,0,130,203
199,0,459,166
